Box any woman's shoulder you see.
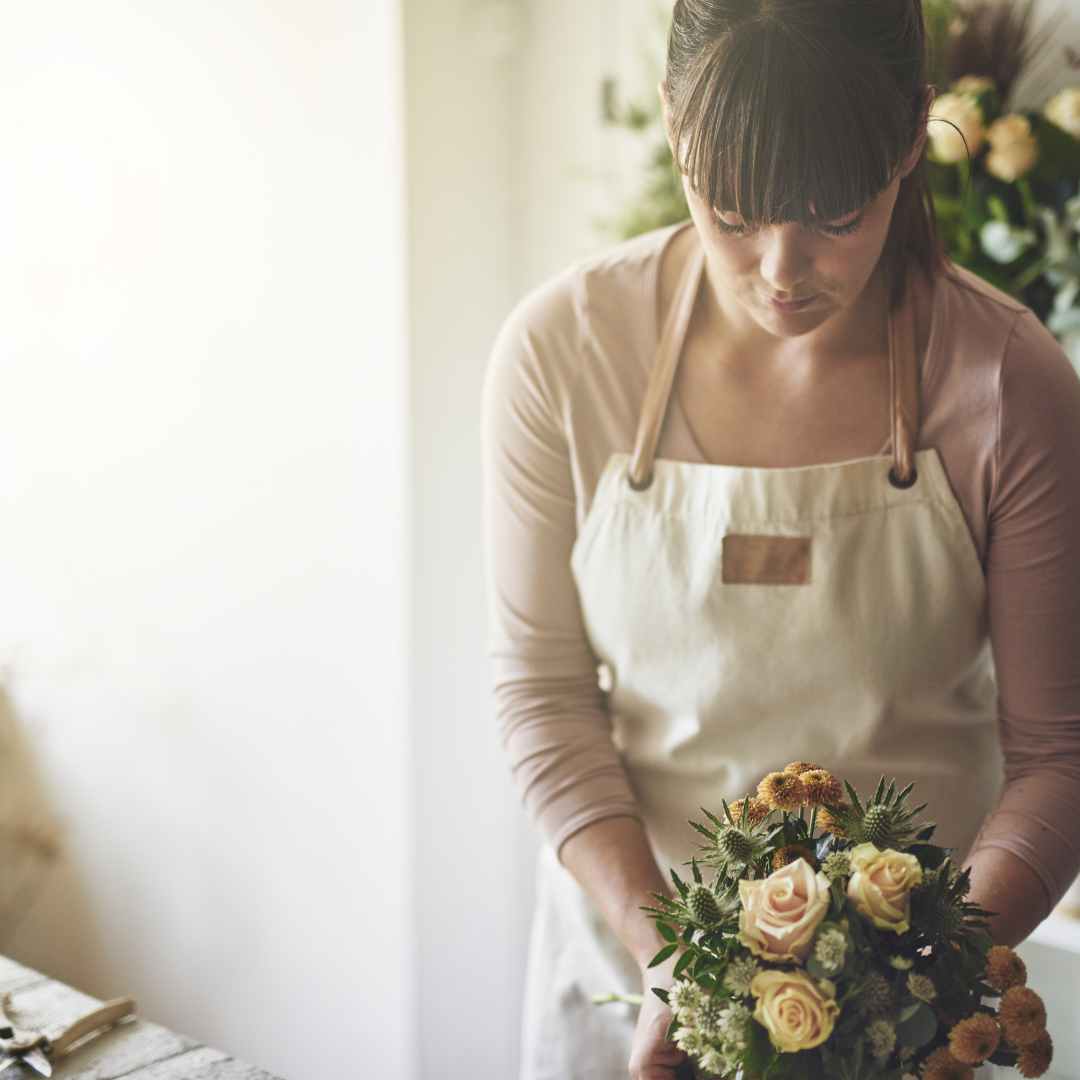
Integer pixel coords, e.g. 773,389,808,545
927,260,1079,404
489,222,686,381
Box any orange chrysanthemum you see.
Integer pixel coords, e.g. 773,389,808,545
757,770,807,812
985,944,1027,992
815,802,850,837
948,1013,1001,1065
1016,1029,1053,1078
727,796,770,826
799,768,845,805
921,1046,975,1080
999,986,1047,1048
782,760,822,776
772,843,817,871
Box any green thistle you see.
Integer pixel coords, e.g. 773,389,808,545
688,798,774,881
687,883,723,927
859,971,897,1018
826,776,932,849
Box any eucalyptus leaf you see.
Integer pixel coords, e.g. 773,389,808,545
895,1001,937,1048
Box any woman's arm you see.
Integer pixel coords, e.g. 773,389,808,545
962,309,1080,941
559,815,678,971
961,846,1053,948
481,273,643,859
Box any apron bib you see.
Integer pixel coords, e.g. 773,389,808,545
519,242,1003,1080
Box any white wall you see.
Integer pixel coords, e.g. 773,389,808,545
406,1,658,1076
0,4,413,1078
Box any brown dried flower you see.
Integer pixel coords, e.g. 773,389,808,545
984,944,1027,992
921,1045,975,1080
1016,1029,1053,1078
999,986,1047,1048
727,796,771,826
771,843,817,872
799,769,845,806
757,770,807,812
948,1013,1001,1065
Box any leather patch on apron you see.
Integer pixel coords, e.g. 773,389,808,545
721,534,812,585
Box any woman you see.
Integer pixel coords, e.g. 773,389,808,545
481,2,1080,1077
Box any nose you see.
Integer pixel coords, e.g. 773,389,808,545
758,223,814,297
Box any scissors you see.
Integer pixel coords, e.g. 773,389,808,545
0,991,137,1076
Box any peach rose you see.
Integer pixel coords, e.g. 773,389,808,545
738,857,830,963
929,91,986,163
1044,87,1080,140
985,114,1039,182
750,968,840,1052
846,843,923,933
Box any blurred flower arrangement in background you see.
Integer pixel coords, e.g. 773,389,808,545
599,0,1080,370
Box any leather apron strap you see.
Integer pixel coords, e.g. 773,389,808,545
627,237,921,491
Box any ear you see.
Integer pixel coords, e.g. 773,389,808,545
899,85,936,179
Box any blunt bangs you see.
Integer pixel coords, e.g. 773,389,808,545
670,22,917,228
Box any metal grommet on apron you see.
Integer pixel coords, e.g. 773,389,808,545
518,239,1002,1080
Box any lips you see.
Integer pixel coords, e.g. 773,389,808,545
766,292,818,311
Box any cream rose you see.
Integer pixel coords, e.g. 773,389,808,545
846,842,923,933
750,968,840,1052
738,858,830,963
1044,87,1080,140
951,75,996,97
928,91,986,163
985,114,1039,182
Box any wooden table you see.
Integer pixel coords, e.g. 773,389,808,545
0,955,284,1079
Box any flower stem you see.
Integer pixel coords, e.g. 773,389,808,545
590,991,644,1006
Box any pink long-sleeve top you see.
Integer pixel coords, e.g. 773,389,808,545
481,220,1080,921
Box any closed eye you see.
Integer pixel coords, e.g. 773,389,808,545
713,212,865,238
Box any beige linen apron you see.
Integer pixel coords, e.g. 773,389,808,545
518,241,1003,1080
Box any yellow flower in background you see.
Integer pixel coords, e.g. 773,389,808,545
846,842,923,933
929,91,986,163
951,75,996,96
750,968,840,1052
985,115,1040,182
1044,86,1080,140
739,858,831,963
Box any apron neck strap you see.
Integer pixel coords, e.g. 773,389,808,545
628,241,705,490
628,235,921,491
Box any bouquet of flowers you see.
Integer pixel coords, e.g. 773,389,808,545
595,763,1055,1080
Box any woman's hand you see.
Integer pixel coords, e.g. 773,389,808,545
629,959,694,1079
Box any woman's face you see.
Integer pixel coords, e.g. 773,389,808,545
659,84,928,350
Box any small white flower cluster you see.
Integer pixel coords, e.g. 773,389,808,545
812,927,847,974
866,1018,897,1060
721,953,758,997
669,979,752,1078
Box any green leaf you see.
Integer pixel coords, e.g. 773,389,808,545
898,1000,922,1022
670,869,689,898
843,780,864,816
656,921,677,943
673,948,695,979
651,986,670,1005
665,1015,680,1042
691,857,703,884
647,943,677,968
688,820,716,843
895,1001,937,1048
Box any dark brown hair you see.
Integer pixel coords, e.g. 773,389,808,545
665,0,948,307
